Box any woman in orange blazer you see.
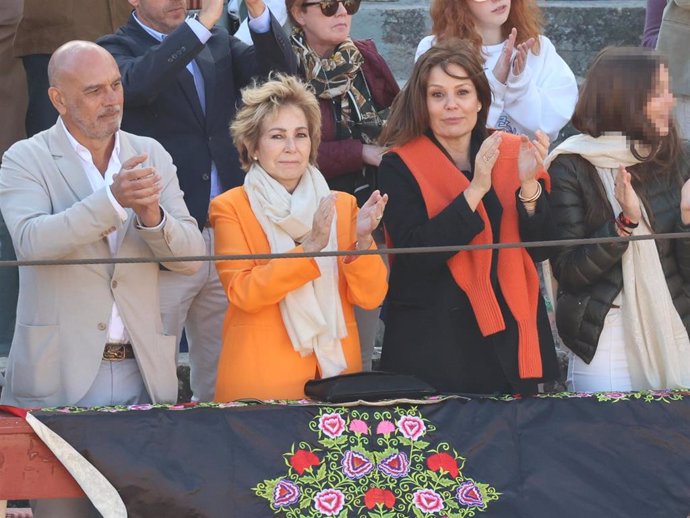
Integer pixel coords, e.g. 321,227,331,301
209,75,388,402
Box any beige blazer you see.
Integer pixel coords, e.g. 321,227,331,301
0,124,205,407
13,0,131,57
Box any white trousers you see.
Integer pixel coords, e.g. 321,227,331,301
159,227,227,402
567,307,633,392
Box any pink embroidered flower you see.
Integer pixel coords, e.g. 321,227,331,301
349,419,369,435
397,415,426,441
378,451,410,478
313,488,345,515
128,404,153,411
413,489,444,513
376,420,395,435
318,413,346,438
272,479,300,507
456,480,484,507
341,450,374,479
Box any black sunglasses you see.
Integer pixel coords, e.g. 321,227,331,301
302,0,361,16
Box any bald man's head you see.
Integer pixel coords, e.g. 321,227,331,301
47,41,124,145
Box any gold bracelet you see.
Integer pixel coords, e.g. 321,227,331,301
518,182,542,203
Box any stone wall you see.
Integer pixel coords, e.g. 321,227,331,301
350,0,647,83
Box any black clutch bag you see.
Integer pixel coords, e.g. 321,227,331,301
304,371,438,403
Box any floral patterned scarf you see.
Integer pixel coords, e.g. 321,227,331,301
291,28,383,144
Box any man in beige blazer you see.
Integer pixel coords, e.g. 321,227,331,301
0,39,205,517
0,40,205,410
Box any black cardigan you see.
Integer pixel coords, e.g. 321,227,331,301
548,146,690,363
379,137,559,394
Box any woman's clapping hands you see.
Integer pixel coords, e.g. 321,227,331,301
356,190,388,249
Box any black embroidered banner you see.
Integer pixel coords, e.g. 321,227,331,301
32,391,690,517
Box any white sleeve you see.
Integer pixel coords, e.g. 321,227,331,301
233,0,286,45
501,36,578,141
415,36,435,62
486,68,508,129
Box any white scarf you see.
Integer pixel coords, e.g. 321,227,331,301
546,134,690,389
244,162,348,378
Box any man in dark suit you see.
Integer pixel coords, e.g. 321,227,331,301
99,0,297,402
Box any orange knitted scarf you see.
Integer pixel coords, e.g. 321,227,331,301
394,134,549,379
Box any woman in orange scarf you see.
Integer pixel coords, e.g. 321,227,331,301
379,41,559,394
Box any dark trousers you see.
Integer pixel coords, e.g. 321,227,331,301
22,53,58,137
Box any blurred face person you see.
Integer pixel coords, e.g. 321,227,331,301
253,104,312,193
645,64,675,137
129,0,188,34
49,46,124,145
426,64,482,146
466,0,511,32
291,0,354,57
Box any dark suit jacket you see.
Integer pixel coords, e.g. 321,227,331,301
98,14,297,228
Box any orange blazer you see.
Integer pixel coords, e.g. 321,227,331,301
209,187,388,402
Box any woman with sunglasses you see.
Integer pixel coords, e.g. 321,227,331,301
287,0,399,369
416,0,577,142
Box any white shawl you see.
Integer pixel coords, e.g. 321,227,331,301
546,134,690,389
244,162,348,378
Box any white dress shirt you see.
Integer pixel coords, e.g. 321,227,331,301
59,118,132,344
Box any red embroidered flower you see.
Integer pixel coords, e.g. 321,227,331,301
426,452,459,478
364,488,396,509
290,449,320,475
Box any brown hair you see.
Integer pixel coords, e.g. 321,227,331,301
286,0,304,28
573,47,685,228
573,46,682,170
379,39,491,148
231,74,322,171
429,0,543,55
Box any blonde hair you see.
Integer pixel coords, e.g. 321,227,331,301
231,74,322,171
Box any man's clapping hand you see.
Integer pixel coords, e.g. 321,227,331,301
111,154,163,227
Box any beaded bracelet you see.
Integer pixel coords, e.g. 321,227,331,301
617,212,639,229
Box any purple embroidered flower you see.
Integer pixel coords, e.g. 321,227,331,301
376,420,395,435
349,419,369,435
272,479,300,507
397,415,426,440
313,488,345,515
341,450,374,479
318,412,346,438
378,451,410,478
456,481,484,507
412,489,444,513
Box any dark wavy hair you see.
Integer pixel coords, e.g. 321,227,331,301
379,39,491,148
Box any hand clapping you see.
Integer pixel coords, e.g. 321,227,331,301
614,165,641,224
111,154,163,227
303,194,336,253
356,190,388,249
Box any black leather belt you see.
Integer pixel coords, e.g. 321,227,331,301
103,343,135,361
